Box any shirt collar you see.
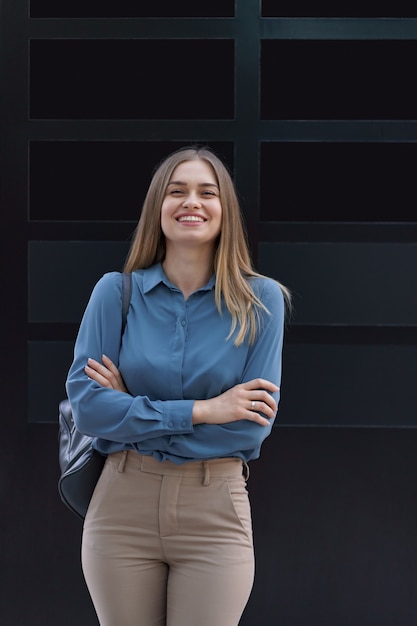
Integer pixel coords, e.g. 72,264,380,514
143,262,215,294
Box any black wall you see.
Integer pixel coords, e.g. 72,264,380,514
2,2,417,624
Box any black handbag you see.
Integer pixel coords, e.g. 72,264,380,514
58,272,132,519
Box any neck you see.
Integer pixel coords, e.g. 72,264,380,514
162,247,214,299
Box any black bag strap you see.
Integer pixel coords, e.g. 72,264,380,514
121,272,132,333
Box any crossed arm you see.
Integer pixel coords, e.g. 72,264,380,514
85,355,279,428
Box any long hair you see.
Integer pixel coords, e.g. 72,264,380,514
124,146,291,345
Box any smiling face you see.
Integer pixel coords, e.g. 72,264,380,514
160,159,222,254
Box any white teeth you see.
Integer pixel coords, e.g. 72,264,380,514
178,216,204,222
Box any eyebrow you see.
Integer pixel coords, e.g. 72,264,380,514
167,181,219,189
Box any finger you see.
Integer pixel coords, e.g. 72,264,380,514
248,400,276,419
101,357,127,392
243,378,280,393
85,365,113,388
86,358,119,387
246,409,271,427
101,354,122,379
249,391,278,413
87,358,114,379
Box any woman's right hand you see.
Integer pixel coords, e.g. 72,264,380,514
192,378,279,427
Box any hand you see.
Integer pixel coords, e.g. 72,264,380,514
192,378,279,427
85,355,128,393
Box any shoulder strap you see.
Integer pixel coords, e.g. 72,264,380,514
121,272,132,334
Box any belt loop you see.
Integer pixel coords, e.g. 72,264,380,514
242,461,250,481
202,461,210,486
117,450,128,473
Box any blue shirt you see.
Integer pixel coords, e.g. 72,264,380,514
66,263,285,464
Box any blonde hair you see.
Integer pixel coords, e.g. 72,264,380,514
124,146,291,345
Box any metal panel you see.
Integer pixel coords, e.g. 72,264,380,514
259,242,417,326
279,342,417,426
30,39,235,120
260,142,417,223
261,40,417,119
261,3,417,17
30,0,234,18
28,241,130,322
27,340,74,422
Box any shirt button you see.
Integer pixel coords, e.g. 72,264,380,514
181,319,186,326
181,420,187,427
168,420,174,428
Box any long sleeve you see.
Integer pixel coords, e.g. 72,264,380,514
66,272,194,445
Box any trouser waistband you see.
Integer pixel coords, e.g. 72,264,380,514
108,450,250,485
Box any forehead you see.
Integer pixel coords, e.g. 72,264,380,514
169,159,217,183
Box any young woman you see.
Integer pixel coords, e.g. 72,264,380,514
66,146,291,626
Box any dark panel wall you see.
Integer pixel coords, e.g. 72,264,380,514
2,2,417,625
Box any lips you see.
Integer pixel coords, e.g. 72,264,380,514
176,215,206,223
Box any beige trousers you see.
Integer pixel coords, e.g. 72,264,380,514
82,450,255,626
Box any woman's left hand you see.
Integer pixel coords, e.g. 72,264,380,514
85,355,128,393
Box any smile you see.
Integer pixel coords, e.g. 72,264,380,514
177,216,206,222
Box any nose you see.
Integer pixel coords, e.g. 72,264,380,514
182,191,201,208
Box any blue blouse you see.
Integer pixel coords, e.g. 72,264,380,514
66,262,285,464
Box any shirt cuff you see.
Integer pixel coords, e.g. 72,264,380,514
163,399,194,433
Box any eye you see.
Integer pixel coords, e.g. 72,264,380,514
201,190,216,196
170,189,184,195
